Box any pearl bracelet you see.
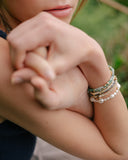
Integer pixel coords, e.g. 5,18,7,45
88,65,121,104
89,76,117,97
90,82,121,103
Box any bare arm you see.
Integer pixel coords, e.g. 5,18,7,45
80,48,128,158
0,39,127,160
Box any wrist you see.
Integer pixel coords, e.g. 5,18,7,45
79,42,111,88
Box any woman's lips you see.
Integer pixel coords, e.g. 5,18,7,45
45,6,73,18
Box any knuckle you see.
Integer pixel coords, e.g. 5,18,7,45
38,11,50,19
7,33,12,42
38,12,53,30
12,40,22,49
7,32,17,47
7,36,22,50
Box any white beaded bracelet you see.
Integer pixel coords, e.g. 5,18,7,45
90,82,121,104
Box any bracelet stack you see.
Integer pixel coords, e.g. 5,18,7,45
88,66,121,104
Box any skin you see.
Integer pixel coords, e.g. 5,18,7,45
0,0,128,160
1,0,78,26
0,0,93,116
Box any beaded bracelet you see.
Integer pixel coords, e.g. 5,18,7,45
88,65,121,104
89,76,117,97
89,77,117,100
88,65,114,93
96,78,117,98
90,82,121,103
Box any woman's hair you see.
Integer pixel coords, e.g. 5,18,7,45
0,0,87,32
72,0,87,19
0,1,12,32
77,0,87,12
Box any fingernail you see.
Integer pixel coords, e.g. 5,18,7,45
11,77,24,84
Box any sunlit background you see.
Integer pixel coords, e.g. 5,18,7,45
72,0,128,105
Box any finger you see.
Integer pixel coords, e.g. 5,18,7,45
10,46,48,69
7,13,54,69
31,76,51,106
31,76,59,110
7,31,46,70
11,68,37,84
10,46,26,69
25,52,56,81
34,47,47,59
31,76,48,92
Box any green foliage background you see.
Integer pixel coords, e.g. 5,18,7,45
72,0,128,105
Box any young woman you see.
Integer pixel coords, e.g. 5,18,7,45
0,0,128,160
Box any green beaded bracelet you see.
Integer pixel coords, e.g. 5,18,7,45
88,65,115,94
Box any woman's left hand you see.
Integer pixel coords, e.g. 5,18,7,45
11,51,93,118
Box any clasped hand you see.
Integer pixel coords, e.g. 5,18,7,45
7,12,98,118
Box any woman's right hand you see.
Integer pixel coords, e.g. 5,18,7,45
7,12,102,79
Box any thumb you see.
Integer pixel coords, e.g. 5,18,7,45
31,76,49,93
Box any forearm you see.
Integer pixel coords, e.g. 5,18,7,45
0,66,121,160
0,39,127,160
0,85,122,160
80,46,128,157
94,91,128,156
0,39,124,160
